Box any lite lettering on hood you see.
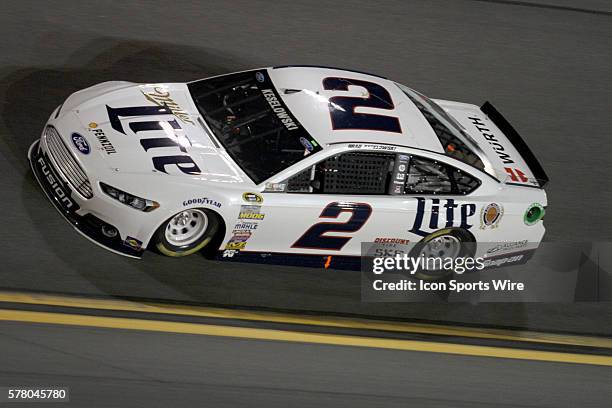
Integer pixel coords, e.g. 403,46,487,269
142,87,195,125
106,104,201,175
261,89,299,130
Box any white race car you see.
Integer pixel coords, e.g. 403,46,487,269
28,66,548,269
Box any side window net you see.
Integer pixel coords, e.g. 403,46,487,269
287,167,313,193
319,152,393,194
287,152,394,194
287,152,480,195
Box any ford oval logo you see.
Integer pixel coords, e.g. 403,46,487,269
71,133,90,154
299,137,314,152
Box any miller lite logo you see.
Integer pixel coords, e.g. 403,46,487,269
409,198,476,237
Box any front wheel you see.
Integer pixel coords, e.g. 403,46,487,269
153,209,220,257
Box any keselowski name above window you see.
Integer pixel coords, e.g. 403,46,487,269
261,89,299,131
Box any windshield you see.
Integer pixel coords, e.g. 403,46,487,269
188,70,322,184
396,83,485,171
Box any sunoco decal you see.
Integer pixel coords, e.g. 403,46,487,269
224,231,252,250
123,236,143,250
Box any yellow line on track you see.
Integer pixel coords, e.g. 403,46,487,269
1,309,611,366
0,291,610,349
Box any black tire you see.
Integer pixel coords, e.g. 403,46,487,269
153,209,220,257
410,228,475,281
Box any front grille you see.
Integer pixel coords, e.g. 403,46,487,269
44,126,93,198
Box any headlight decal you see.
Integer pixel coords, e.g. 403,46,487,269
100,182,159,212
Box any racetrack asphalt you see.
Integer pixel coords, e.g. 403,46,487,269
1,319,611,407
1,0,611,331
0,1,611,405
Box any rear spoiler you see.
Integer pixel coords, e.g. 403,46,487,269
481,102,549,188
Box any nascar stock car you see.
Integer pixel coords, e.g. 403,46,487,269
28,66,548,270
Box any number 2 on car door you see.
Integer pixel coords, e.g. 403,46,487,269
292,202,372,250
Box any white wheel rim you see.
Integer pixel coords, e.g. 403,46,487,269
164,210,208,246
421,235,461,260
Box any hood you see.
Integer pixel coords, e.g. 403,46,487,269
60,82,247,185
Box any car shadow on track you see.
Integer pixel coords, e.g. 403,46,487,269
0,36,244,173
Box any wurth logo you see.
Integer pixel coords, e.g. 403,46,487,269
468,116,515,164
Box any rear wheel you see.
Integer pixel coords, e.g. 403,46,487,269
411,228,474,280
153,209,220,257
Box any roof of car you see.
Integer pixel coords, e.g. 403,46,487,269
267,66,445,153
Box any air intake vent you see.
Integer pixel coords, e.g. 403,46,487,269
44,126,93,199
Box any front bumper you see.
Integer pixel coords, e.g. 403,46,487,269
28,139,144,258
